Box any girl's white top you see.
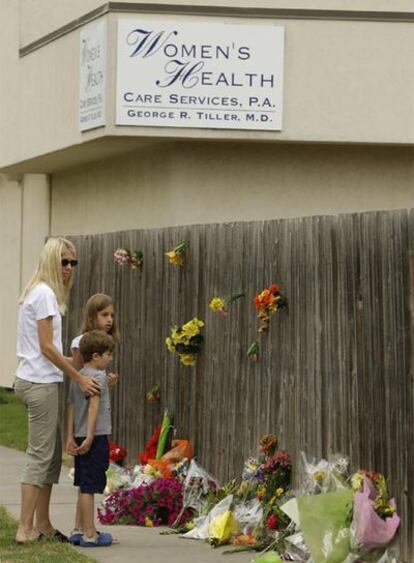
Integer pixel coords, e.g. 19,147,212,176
16,282,63,383
70,334,82,351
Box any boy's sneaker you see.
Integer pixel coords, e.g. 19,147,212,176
68,530,83,545
79,532,113,547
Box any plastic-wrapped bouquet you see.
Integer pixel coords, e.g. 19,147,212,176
171,459,219,528
299,452,349,494
351,471,400,550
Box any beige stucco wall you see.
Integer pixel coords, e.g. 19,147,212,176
50,142,414,236
1,2,413,174
19,0,414,49
0,175,50,388
0,178,22,387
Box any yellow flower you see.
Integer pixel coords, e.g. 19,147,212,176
256,485,265,500
180,353,196,366
181,318,204,338
171,327,190,345
143,464,161,477
276,487,284,496
165,337,175,353
313,471,326,482
144,517,154,527
209,297,226,312
165,250,184,266
351,472,364,491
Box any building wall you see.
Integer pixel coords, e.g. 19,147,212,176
0,175,49,388
1,2,413,173
51,142,413,235
18,0,414,50
0,178,22,388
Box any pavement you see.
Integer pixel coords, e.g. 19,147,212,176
0,446,254,563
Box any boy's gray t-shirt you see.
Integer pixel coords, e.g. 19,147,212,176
68,366,112,437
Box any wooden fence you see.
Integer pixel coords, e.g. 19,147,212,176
63,208,413,559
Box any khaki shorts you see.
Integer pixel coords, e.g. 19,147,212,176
14,378,62,487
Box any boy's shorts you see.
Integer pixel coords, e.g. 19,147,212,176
74,435,109,494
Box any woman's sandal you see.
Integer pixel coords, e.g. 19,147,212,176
38,529,69,542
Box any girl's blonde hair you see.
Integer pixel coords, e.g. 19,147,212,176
19,237,76,315
80,293,121,343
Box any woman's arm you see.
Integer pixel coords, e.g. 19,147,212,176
37,317,100,396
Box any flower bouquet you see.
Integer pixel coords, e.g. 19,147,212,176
165,317,204,366
254,284,288,332
351,471,400,550
138,425,161,465
165,242,186,266
98,477,193,527
114,247,143,269
209,293,244,318
109,440,127,465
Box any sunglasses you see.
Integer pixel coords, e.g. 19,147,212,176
61,259,78,267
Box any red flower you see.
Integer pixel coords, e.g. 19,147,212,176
139,425,161,465
109,441,127,463
266,513,278,529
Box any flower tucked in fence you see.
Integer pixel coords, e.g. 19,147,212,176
247,341,260,362
254,284,288,332
146,384,161,403
165,318,204,366
165,242,186,266
114,248,143,269
209,293,244,318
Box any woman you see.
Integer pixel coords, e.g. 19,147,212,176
14,237,100,543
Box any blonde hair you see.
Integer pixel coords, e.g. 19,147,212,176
19,237,76,315
80,293,121,343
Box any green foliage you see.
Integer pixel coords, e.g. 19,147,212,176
0,388,28,452
0,506,95,562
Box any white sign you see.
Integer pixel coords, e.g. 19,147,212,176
79,20,106,131
116,20,284,131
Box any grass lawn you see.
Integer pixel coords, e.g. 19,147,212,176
0,387,73,467
0,505,95,562
0,388,28,451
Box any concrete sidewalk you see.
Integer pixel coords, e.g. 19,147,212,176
0,446,254,563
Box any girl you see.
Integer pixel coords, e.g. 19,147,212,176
70,293,120,376
14,238,100,544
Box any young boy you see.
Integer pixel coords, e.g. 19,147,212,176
66,330,115,547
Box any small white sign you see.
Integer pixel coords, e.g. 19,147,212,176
79,20,106,131
116,20,284,131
